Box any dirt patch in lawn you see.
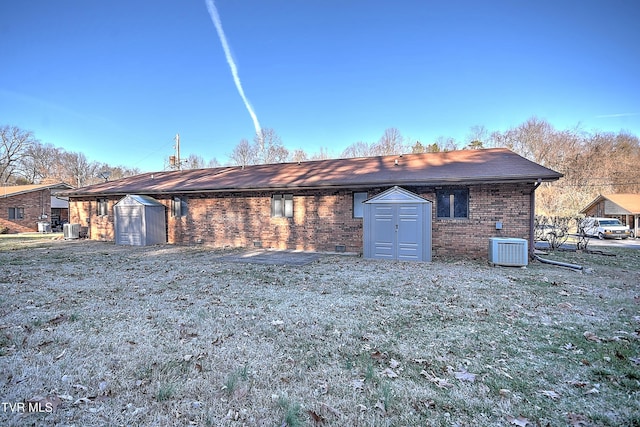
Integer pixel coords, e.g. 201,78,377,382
1,239,639,426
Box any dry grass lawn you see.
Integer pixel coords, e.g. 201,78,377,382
1,236,639,426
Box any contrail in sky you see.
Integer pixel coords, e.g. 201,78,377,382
205,0,261,137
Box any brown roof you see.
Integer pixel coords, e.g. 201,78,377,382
62,148,562,197
581,193,640,214
1,182,73,198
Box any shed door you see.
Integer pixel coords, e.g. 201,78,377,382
371,205,396,258
370,204,423,260
116,206,143,246
397,205,422,261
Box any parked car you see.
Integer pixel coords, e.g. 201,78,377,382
579,217,632,240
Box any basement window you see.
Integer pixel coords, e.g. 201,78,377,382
96,199,108,216
271,194,293,218
436,188,469,219
8,207,24,220
171,197,188,217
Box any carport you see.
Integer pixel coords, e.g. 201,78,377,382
363,186,432,261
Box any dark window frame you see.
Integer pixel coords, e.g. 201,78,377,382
8,207,24,220
436,188,469,219
96,199,108,216
171,196,188,218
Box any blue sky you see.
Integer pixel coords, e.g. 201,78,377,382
1,0,638,172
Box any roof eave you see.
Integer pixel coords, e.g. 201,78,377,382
63,176,561,198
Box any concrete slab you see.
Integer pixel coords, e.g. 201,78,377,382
217,249,323,266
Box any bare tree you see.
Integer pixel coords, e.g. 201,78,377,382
1,125,37,183
310,147,331,160
254,128,288,164
19,142,60,183
341,141,372,158
372,127,405,156
207,157,221,168
229,138,258,167
433,136,458,151
61,152,99,187
291,149,308,163
182,154,207,169
465,125,490,149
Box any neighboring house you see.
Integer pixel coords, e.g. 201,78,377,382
580,194,640,238
0,182,73,233
61,148,562,258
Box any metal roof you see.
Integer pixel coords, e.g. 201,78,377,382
61,148,562,197
114,194,165,207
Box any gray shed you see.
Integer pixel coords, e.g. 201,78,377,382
363,186,432,261
114,195,167,246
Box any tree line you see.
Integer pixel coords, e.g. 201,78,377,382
2,118,639,216
0,125,141,187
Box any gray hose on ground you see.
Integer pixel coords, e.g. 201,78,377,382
533,255,583,271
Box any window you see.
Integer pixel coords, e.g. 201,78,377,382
97,199,108,216
436,188,469,219
271,194,293,218
353,192,368,218
8,207,24,220
171,197,188,217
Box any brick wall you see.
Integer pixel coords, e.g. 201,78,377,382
69,182,533,258
0,190,52,233
69,198,115,241
162,189,365,253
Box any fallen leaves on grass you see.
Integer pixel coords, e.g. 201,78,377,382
351,379,365,391
583,331,601,342
539,389,560,399
567,412,592,426
453,369,476,382
370,350,386,361
506,415,531,426
27,395,62,412
380,368,398,378
307,409,325,424
420,370,454,388
48,313,67,325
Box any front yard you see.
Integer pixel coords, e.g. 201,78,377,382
1,238,639,426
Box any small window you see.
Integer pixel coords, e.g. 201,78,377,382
436,188,469,219
353,192,368,218
8,207,24,220
271,194,293,218
171,197,188,217
97,199,108,216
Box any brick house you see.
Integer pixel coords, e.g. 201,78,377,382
0,182,72,233
580,193,640,238
62,148,562,258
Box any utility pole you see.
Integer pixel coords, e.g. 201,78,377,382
169,133,182,170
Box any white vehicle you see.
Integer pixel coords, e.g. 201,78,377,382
579,217,632,240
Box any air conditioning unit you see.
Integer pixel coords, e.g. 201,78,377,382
489,237,528,267
63,223,81,239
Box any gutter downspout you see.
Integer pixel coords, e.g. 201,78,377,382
529,179,542,259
